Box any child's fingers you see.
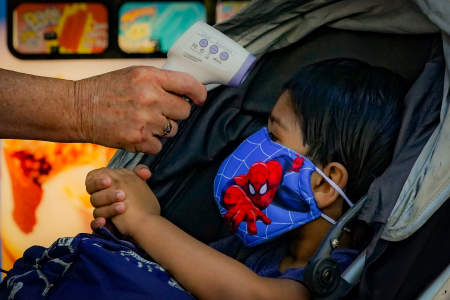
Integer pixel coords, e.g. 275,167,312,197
90,189,125,207
93,202,126,219
86,168,112,194
90,217,106,231
133,164,152,180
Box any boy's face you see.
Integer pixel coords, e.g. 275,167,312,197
268,92,308,156
268,92,348,217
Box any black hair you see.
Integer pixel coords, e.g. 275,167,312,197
283,58,407,203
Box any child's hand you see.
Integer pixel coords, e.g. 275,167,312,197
86,164,151,196
86,165,151,231
86,165,160,236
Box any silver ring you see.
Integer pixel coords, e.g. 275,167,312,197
161,120,172,137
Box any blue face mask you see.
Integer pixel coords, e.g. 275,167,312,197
214,127,353,247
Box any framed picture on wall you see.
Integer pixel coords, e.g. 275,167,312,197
7,0,208,59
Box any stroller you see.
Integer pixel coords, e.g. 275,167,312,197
109,0,450,298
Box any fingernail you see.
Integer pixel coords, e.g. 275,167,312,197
103,177,111,186
115,202,125,212
116,190,125,200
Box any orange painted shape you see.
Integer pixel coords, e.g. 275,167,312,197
4,151,43,234
59,9,88,52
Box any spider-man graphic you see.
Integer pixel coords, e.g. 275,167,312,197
223,155,304,235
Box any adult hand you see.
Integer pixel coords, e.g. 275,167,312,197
75,66,207,154
86,165,153,231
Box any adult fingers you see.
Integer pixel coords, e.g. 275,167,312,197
149,111,169,135
86,168,112,194
93,202,126,219
134,135,163,154
160,119,178,138
159,92,191,121
138,119,177,153
157,69,207,106
133,164,152,181
90,189,125,207
153,116,179,138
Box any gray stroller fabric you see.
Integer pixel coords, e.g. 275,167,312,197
357,1,450,297
358,48,445,228
356,45,447,298
380,0,450,240
214,0,437,57
358,0,450,239
382,61,449,241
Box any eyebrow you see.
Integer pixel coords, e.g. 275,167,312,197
269,114,287,130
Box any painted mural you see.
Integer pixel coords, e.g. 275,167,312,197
12,3,108,54
118,2,206,53
1,140,115,271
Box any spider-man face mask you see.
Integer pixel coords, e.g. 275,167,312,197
214,127,353,247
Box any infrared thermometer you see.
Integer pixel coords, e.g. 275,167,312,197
162,21,256,87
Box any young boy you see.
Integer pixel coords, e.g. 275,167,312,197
87,58,406,299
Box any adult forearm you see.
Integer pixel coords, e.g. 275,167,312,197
0,66,207,153
0,68,85,142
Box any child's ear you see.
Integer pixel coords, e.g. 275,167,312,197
311,162,348,209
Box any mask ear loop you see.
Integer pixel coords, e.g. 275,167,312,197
314,167,354,208
314,167,353,232
320,213,337,225
320,212,352,233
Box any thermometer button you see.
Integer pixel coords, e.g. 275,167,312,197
209,45,219,54
219,51,229,61
199,39,208,47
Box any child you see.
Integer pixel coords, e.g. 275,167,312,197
87,58,406,299
1,58,406,300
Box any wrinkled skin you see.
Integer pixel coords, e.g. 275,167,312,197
75,66,207,154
